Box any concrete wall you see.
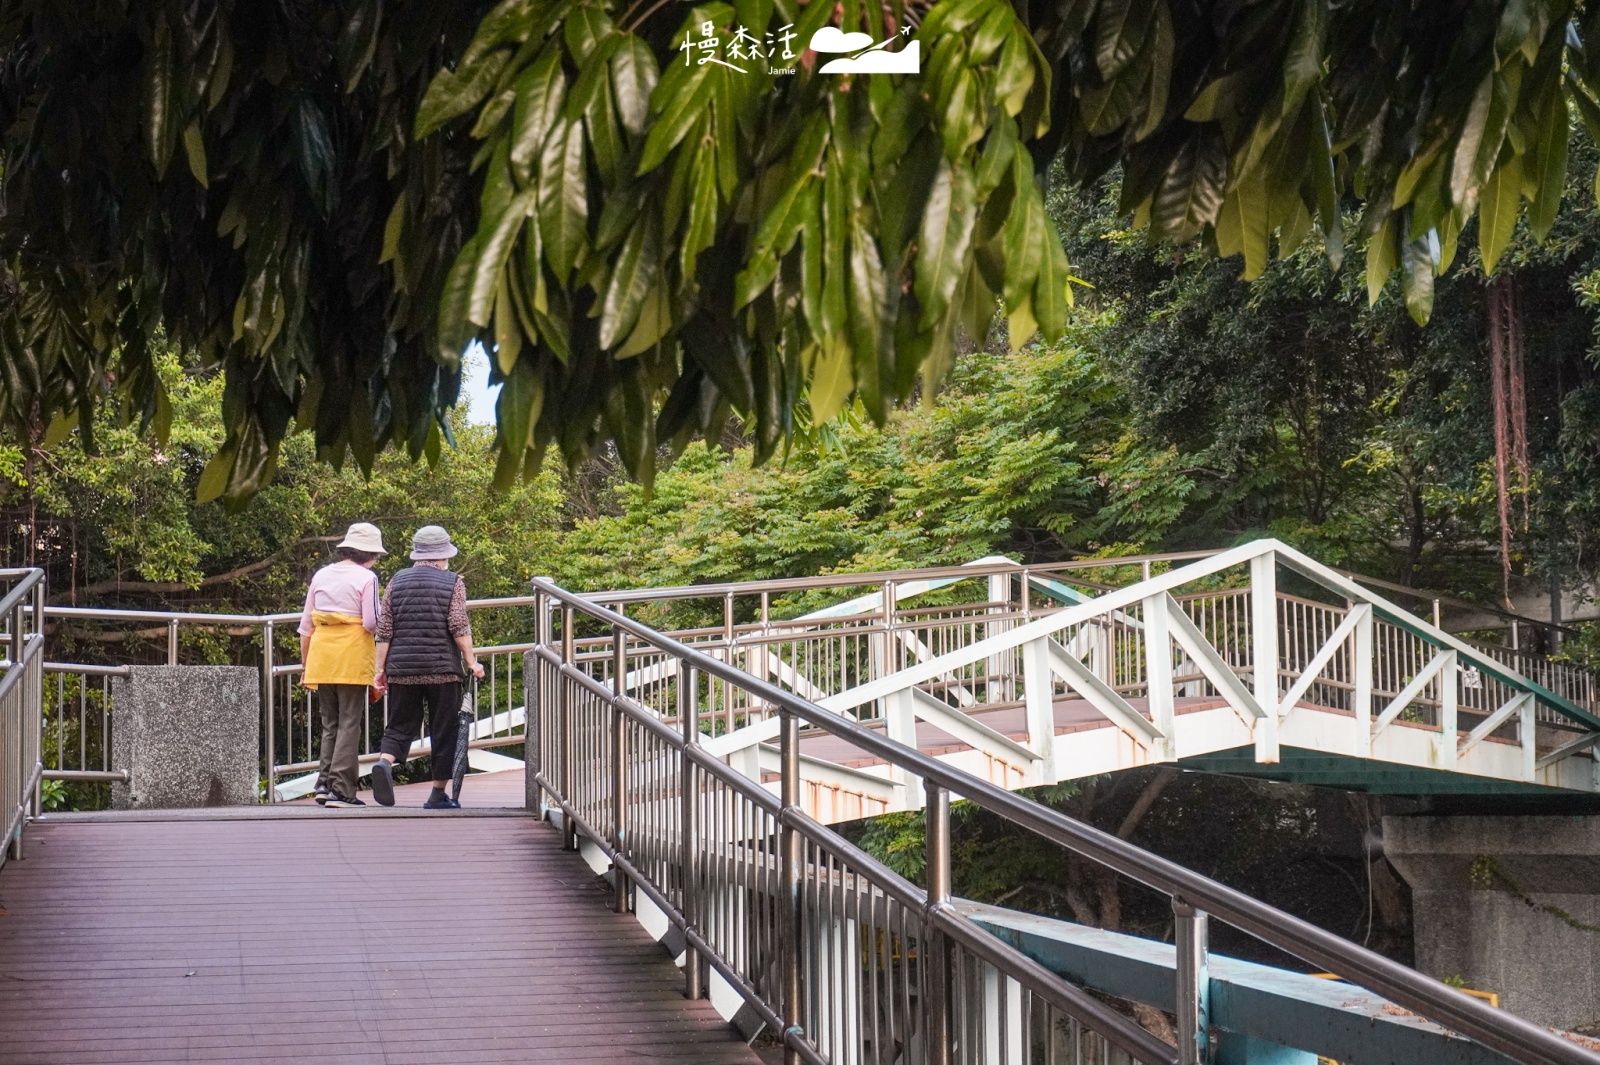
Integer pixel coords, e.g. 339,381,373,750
111,666,260,809
1384,814,1600,1031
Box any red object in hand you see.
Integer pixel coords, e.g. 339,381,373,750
370,675,388,703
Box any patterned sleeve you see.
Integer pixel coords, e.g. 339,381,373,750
375,583,394,643
447,577,471,638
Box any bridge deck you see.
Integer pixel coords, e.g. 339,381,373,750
0,799,760,1064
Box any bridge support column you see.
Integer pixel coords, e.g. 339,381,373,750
110,666,259,809
1384,814,1600,1031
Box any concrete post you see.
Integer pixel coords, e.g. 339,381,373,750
110,666,260,809
1384,814,1600,1031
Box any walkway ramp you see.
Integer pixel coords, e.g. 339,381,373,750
0,808,758,1065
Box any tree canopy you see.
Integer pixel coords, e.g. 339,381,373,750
2,0,1599,499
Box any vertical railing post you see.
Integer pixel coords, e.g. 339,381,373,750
30,580,43,821
8,596,24,861
1353,604,1374,757
1174,898,1211,1065
1250,552,1280,763
529,586,547,816
1521,693,1538,782
874,580,894,709
987,571,1008,701
1439,649,1458,768
1142,594,1176,761
611,625,629,914
780,708,803,1063
1020,637,1058,781
167,618,180,666
925,779,952,1065
262,619,276,803
680,663,702,1000
723,592,736,732
560,606,576,852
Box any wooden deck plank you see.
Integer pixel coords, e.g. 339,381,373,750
0,815,760,1065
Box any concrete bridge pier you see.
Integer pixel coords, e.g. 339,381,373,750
1384,814,1600,1032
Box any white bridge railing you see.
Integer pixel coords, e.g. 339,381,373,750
672,540,1600,820
25,544,1600,807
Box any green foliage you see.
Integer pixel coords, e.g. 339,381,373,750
8,0,1600,499
2,351,565,654
557,329,1193,602
1049,126,1600,598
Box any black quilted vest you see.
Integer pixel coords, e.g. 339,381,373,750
384,566,463,679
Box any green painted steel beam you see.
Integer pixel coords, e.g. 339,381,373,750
1175,746,1588,796
957,901,1517,1065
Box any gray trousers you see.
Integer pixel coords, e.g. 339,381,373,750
316,684,366,800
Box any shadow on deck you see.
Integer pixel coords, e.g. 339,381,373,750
0,771,760,1065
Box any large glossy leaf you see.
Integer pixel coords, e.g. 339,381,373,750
1152,131,1227,240
599,214,661,348
1365,213,1397,305
915,158,978,327
143,18,178,176
415,49,513,137
470,189,537,327
638,62,711,173
1281,0,1324,113
1032,214,1072,341
438,235,484,364
611,36,658,136
1526,92,1569,240
1214,165,1268,280
509,46,566,182
681,148,719,279
846,217,887,419
1400,231,1438,326
1095,0,1156,81
1451,75,1494,205
1002,155,1045,312
1479,151,1523,274
537,118,588,283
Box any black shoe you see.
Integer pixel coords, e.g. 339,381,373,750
325,795,366,808
370,761,395,807
313,789,330,806
423,791,459,810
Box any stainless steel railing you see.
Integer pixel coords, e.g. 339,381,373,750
528,576,1595,1065
27,549,1600,804
1,569,45,871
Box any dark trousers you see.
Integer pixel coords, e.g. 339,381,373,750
315,684,366,800
380,681,462,782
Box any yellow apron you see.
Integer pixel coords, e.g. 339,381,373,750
303,611,376,689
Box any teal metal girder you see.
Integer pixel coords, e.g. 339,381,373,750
1176,745,1586,796
957,901,1517,1065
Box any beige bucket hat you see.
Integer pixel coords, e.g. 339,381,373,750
336,522,387,555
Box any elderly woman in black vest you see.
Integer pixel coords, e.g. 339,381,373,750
370,526,485,808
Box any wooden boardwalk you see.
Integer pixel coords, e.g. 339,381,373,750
0,800,760,1064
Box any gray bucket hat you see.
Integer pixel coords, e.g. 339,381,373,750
409,525,459,560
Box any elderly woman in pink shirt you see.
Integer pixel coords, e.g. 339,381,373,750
298,523,385,807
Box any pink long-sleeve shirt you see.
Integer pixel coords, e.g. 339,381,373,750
297,561,380,636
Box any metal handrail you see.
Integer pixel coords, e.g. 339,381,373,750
531,573,1594,1065
533,639,1175,1064
1,569,45,872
